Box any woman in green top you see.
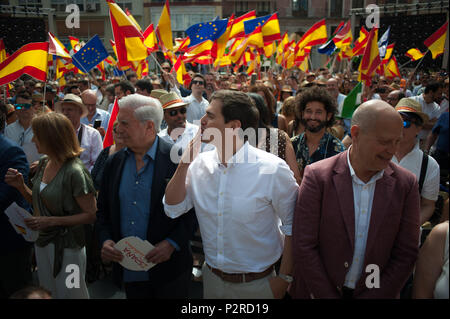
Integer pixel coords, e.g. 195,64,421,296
5,112,97,299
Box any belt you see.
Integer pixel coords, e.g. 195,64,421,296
206,263,274,283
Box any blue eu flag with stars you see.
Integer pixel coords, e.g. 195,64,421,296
186,18,228,48
244,14,271,35
72,34,109,73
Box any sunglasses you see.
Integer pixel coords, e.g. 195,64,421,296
162,67,171,71
167,108,187,117
14,103,32,110
192,80,204,86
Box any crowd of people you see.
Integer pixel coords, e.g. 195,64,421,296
0,62,448,299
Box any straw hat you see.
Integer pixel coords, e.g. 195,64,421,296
281,85,293,93
229,83,240,91
55,93,88,118
159,92,189,110
150,89,169,100
395,98,429,124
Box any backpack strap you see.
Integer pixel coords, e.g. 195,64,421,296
419,151,429,195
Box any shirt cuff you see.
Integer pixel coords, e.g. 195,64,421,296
280,224,292,236
163,195,190,219
166,238,180,251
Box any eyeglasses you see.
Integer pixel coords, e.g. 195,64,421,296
162,67,171,71
192,80,204,86
167,108,187,117
14,103,32,110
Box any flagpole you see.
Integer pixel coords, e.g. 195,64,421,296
411,50,429,74
3,85,6,104
399,59,414,69
149,52,164,72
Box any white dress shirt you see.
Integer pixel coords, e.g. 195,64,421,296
170,86,209,124
158,122,199,152
77,124,103,172
411,94,441,140
5,120,41,163
392,141,440,201
344,148,385,289
164,142,298,273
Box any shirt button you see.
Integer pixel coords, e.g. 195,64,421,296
133,201,137,205
344,262,349,268
131,221,135,225
136,181,139,185
218,213,222,216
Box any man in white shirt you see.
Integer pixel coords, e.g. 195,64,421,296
5,92,40,164
157,92,199,153
171,74,209,124
411,82,443,147
327,78,346,113
164,90,298,299
392,98,440,225
55,94,102,172
80,89,110,138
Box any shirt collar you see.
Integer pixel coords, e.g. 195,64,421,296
125,136,159,161
347,146,384,185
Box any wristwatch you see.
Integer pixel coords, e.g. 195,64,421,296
278,273,293,283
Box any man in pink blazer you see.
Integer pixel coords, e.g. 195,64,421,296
291,100,421,299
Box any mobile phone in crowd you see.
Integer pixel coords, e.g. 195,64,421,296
94,119,102,129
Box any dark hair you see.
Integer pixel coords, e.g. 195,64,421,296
248,84,276,116
211,90,259,134
295,86,337,128
396,91,406,100
189,73,206,90
247,92,271,128
289,76,299,84
425,81,443,94
9,286,52,299
105,84,115,96
115,81,135,95
135,79,153,94
126,73,137,81
78,79,89,87
65,85,79,94
16,92,32,101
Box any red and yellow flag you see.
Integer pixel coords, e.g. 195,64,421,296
352,26,370,56
358,28,381,86
68,36,82,53
0,42,49,85
156,0,174,52
405,48,425,61
173,54,191,87
48,32,71,59
385,56,400,79
107,0,148,65
333,20,353,49
261,13,281,43
143,23,159,53
104,98,119,149
296,19,328,51
423,21,448,59
229,11,256,39
0,39,6,64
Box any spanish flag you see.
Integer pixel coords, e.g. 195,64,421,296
0,42,49,86
156,0,174,52
0,38,6,64
358,28,381,86
385,56,401,79
173,54,191,87
48,32,71,59
143,23,159,53
424,21,448,59
297,19,328,51
276,32,289,65
229,11,256,39
333,20,353,49
381,43,395,64
405,48,425,61
107,0,148,65
352,26,370,56
103,98,119,149
125,8,142,31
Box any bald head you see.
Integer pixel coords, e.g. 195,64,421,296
351,99,402,134
81,89,97,105
326,78,339,98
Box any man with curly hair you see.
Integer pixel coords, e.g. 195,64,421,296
291,87,345,177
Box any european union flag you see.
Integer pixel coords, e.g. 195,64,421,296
244,14,271,35
72,34,109,73
186,19,228,48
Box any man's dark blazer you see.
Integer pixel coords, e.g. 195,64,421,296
96,137,195,288
0,134,31,255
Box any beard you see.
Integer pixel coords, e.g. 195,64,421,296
301,118,327,133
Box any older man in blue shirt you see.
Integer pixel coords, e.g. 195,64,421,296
96,94,195,299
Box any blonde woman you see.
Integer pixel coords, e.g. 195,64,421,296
5,112,97,299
